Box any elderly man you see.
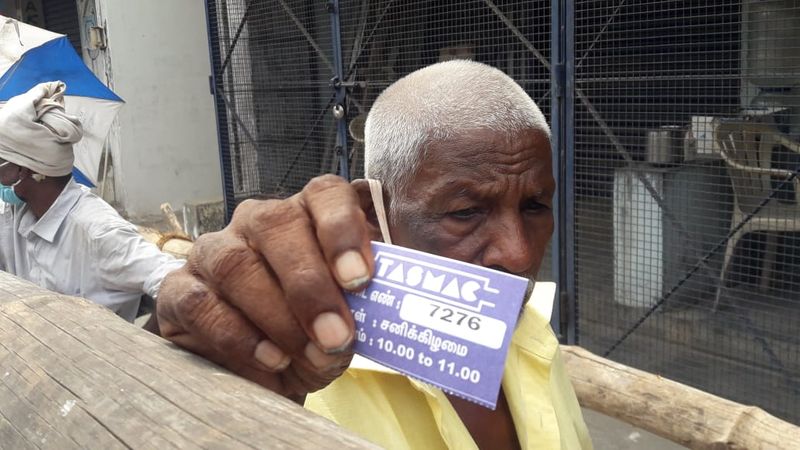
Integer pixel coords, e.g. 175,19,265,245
158,60,591,449
0,81,184,322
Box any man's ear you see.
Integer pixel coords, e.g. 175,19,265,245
351,179,384,242
17,167,35,182
18,167,45,183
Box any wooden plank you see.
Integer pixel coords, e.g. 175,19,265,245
34,298,332,446
0,411,38,450
0,271,377,449
0,301,205,449
0,350,125,449
562,345,800,450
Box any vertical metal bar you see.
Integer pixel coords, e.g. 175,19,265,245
564,0,577,345
551,0,576,345
328,0,350,180
550,0,565,340
204,0,236,223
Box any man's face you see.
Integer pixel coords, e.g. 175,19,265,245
388,127,555,281
0,158,21,186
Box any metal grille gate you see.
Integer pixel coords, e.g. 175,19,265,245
570,1,800,424
205,0,552,207
206,0,800,424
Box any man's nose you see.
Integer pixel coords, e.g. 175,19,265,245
479,213,535,276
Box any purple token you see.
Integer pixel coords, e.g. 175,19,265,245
344,242,529,409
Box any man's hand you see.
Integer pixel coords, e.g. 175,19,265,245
157,175,374,400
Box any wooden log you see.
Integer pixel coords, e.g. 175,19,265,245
138,227,194,259
562,345,800,450
0,272,377,449
160,202,189,239
159,237,194,259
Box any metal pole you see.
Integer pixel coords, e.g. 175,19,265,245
551,0,577,345
204,0,236,223
328,0,350,180
550,0,566,341
564,0,577,346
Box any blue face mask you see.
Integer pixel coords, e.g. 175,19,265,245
0,181,24,206
0,162,25,206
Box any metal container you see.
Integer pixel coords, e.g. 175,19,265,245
645,126,684,165
745,0,800,88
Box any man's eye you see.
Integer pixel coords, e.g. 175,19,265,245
523,200,550,212
447,208,481,220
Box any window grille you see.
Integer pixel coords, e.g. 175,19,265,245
206,0,800,424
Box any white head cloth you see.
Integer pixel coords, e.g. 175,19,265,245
0,81,83,176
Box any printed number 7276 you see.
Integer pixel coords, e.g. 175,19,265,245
429,304,481,330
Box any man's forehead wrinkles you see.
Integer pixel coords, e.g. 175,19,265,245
431,151,538,180
412,176,478,201
459,155,533,175
425,175,550,203
414,159,551,196
435,180,490,199
439,147,548,177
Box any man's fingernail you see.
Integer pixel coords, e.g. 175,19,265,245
335,250,369,289
254,340,291,371
312,311,353,352
304,341,341,370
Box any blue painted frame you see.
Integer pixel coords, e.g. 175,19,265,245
328,0,350,180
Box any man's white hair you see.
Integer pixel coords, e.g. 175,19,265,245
364,60,550,199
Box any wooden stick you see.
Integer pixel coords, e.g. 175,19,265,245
160,202,190,239
561,345,800,450
138,226,193,259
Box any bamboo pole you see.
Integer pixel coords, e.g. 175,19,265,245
562,345,800,450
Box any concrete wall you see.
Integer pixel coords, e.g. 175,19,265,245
89,0,222,220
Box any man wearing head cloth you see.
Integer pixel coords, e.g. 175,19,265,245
156,61,592,449
0,81,184,322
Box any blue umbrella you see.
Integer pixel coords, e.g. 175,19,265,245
0,15,123,187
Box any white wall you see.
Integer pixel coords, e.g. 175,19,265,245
92,0,222,219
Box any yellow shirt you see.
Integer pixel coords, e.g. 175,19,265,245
305,301,593,449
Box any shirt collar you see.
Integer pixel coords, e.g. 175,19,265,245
511,281,559,360
26,179,84,243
